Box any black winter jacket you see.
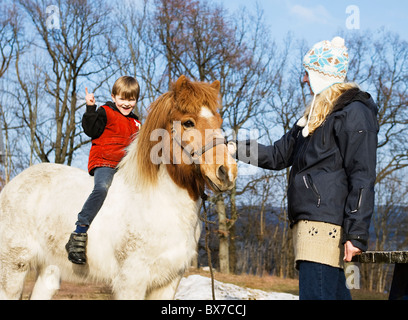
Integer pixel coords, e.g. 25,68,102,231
236,88,379,251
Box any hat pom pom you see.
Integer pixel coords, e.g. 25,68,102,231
297,116,307,127
331,36,345,48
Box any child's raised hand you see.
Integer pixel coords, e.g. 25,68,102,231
85,87,95,105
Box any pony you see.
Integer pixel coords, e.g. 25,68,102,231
0,75,237,299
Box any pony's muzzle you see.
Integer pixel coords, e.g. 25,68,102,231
216,165,228,183
215,164,235,190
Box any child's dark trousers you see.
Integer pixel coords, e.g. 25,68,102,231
76,167,116,226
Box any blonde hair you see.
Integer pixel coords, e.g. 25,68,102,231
112,76,140,102
303,82,359,135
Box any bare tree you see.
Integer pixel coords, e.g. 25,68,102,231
110,0,167,120
0,2,23,183
13,0,113,165
214,6,278,274
0,3,18,79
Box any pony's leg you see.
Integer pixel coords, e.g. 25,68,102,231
0,260,30,300
112,279,148,300
30,265,61,300
145,276,182,300
0,269,29,300
112,262,149,300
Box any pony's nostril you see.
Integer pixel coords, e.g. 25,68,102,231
217,165,228,182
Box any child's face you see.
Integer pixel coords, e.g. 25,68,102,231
112,94,137,116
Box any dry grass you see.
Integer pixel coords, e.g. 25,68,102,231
21,267,387,300
22,268,298,300
22,271,113,300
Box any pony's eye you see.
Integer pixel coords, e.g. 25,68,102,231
182,120,195,128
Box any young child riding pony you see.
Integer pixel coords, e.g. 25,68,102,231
66,76,141,264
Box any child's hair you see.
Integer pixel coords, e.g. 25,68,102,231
112,76,140,102
303,82,359,135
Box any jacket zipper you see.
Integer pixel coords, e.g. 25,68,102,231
303,174,321,208
351,188,364,213
297,138,310,173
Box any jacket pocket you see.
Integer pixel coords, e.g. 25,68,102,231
303,174,321,208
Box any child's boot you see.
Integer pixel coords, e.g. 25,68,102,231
65,232,87,265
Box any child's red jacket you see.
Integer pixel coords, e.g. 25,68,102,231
82,101,141,175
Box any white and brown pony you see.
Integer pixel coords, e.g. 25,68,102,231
0,75,237,299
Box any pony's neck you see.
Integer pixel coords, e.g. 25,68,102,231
165,163,205,201
117,139,205,201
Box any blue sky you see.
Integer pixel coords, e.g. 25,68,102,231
218,0,408,45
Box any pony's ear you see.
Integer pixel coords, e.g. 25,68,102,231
175,75,188,93
210,80,220,92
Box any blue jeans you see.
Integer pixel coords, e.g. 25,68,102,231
76,167,116,226
298,261,352,300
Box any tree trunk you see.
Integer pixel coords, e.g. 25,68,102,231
229,187,238,273
217,194,229,274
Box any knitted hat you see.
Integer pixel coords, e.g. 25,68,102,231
298,36,349,137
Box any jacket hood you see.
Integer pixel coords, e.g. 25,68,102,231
297,87,378,137
332,87,378,116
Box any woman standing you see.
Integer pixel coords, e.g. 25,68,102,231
236,37,378,299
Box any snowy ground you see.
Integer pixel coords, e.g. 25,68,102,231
175,275,298,300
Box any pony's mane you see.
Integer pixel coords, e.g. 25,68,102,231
118,77,221,189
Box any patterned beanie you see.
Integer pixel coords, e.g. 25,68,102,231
303,36,349,95
298,36,349,137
